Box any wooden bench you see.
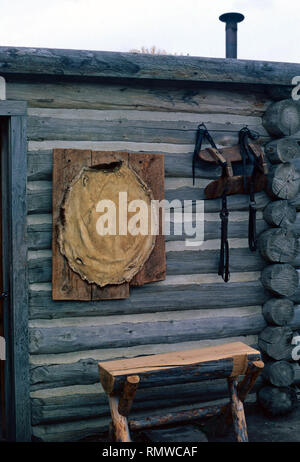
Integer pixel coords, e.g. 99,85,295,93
98,342,264,442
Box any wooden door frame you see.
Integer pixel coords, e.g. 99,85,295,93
0,101,30,441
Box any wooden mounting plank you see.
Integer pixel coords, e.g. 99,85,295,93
52,149,92,300
130,153,166,286
52,150,165,300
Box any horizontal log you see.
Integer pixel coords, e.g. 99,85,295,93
27,178,271,215
30,358,99,391
31,387,108,425
262,298,294,326
28,242,268,284
262,360,295,387
27,214,52,250
259,325,293,344
7,81,270,115
289,187,300,210
30,381,226,425
291,303,300,328
30,368,263,426
294,363,300,384
2,47,300,85
128,405,222,431
27,138,268,163
28,250,52,283
258,228,299,263
258,386,297,416
27,149,221,181
263,100,300,137
29,335,258,390
271,304,300,331
28,124,300,184
265,138,300,164
261,263,299,297
267,163,300,200
28,306,266,354
31,415,110,442
263,200,297,227
26,202,270,251
31,391,259,441
292,288,300,304
29,281,268,319
26,219,269,250
289,152,300,207
30,378,231,410
292,212,300,236
26,111,267,143
265,85,293,101
0,99,27,115
30,137,296,184
258,326,294,360
27,181,52,214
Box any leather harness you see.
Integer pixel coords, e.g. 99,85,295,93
193,124,267,283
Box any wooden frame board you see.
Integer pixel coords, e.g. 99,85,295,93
52,150,165,301
0,101,30,441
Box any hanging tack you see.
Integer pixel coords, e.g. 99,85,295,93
265,138,300,164
262,298,294,326
258,386,297,416
258,228,299,263
267,163,299,200
263,99,300,137
263,200,297,227
261,263,299,297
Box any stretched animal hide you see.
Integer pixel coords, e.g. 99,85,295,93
57,161,156,287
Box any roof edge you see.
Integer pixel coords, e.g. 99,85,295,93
0,46,299,86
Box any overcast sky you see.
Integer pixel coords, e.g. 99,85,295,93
0,0,299,63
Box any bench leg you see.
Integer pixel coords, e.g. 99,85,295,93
118,375,140,417
216,360,264,436
108,396,131,442
108,421,115,442
228,377,248,442
108,376,140,442
237,360,264,402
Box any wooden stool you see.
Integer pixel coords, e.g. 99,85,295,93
98,342,264,442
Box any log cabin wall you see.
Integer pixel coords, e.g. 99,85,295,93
2,48,300,441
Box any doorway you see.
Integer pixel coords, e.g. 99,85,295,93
0,123,4,439
0,106,30,441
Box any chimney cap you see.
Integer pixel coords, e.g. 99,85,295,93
219,12,245,24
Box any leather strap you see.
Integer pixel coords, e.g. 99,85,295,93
218,191,230,282
238,127,260,252
193,124,230,282
192,123,227,185
248,180,257,251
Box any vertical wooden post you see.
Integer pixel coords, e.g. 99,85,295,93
108,396,131,442
108,421,115,442
216,360,263,436
238,360,264,402
228,377,248,442
118,375,140,417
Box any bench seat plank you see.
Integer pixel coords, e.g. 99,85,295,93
99,342,261,394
